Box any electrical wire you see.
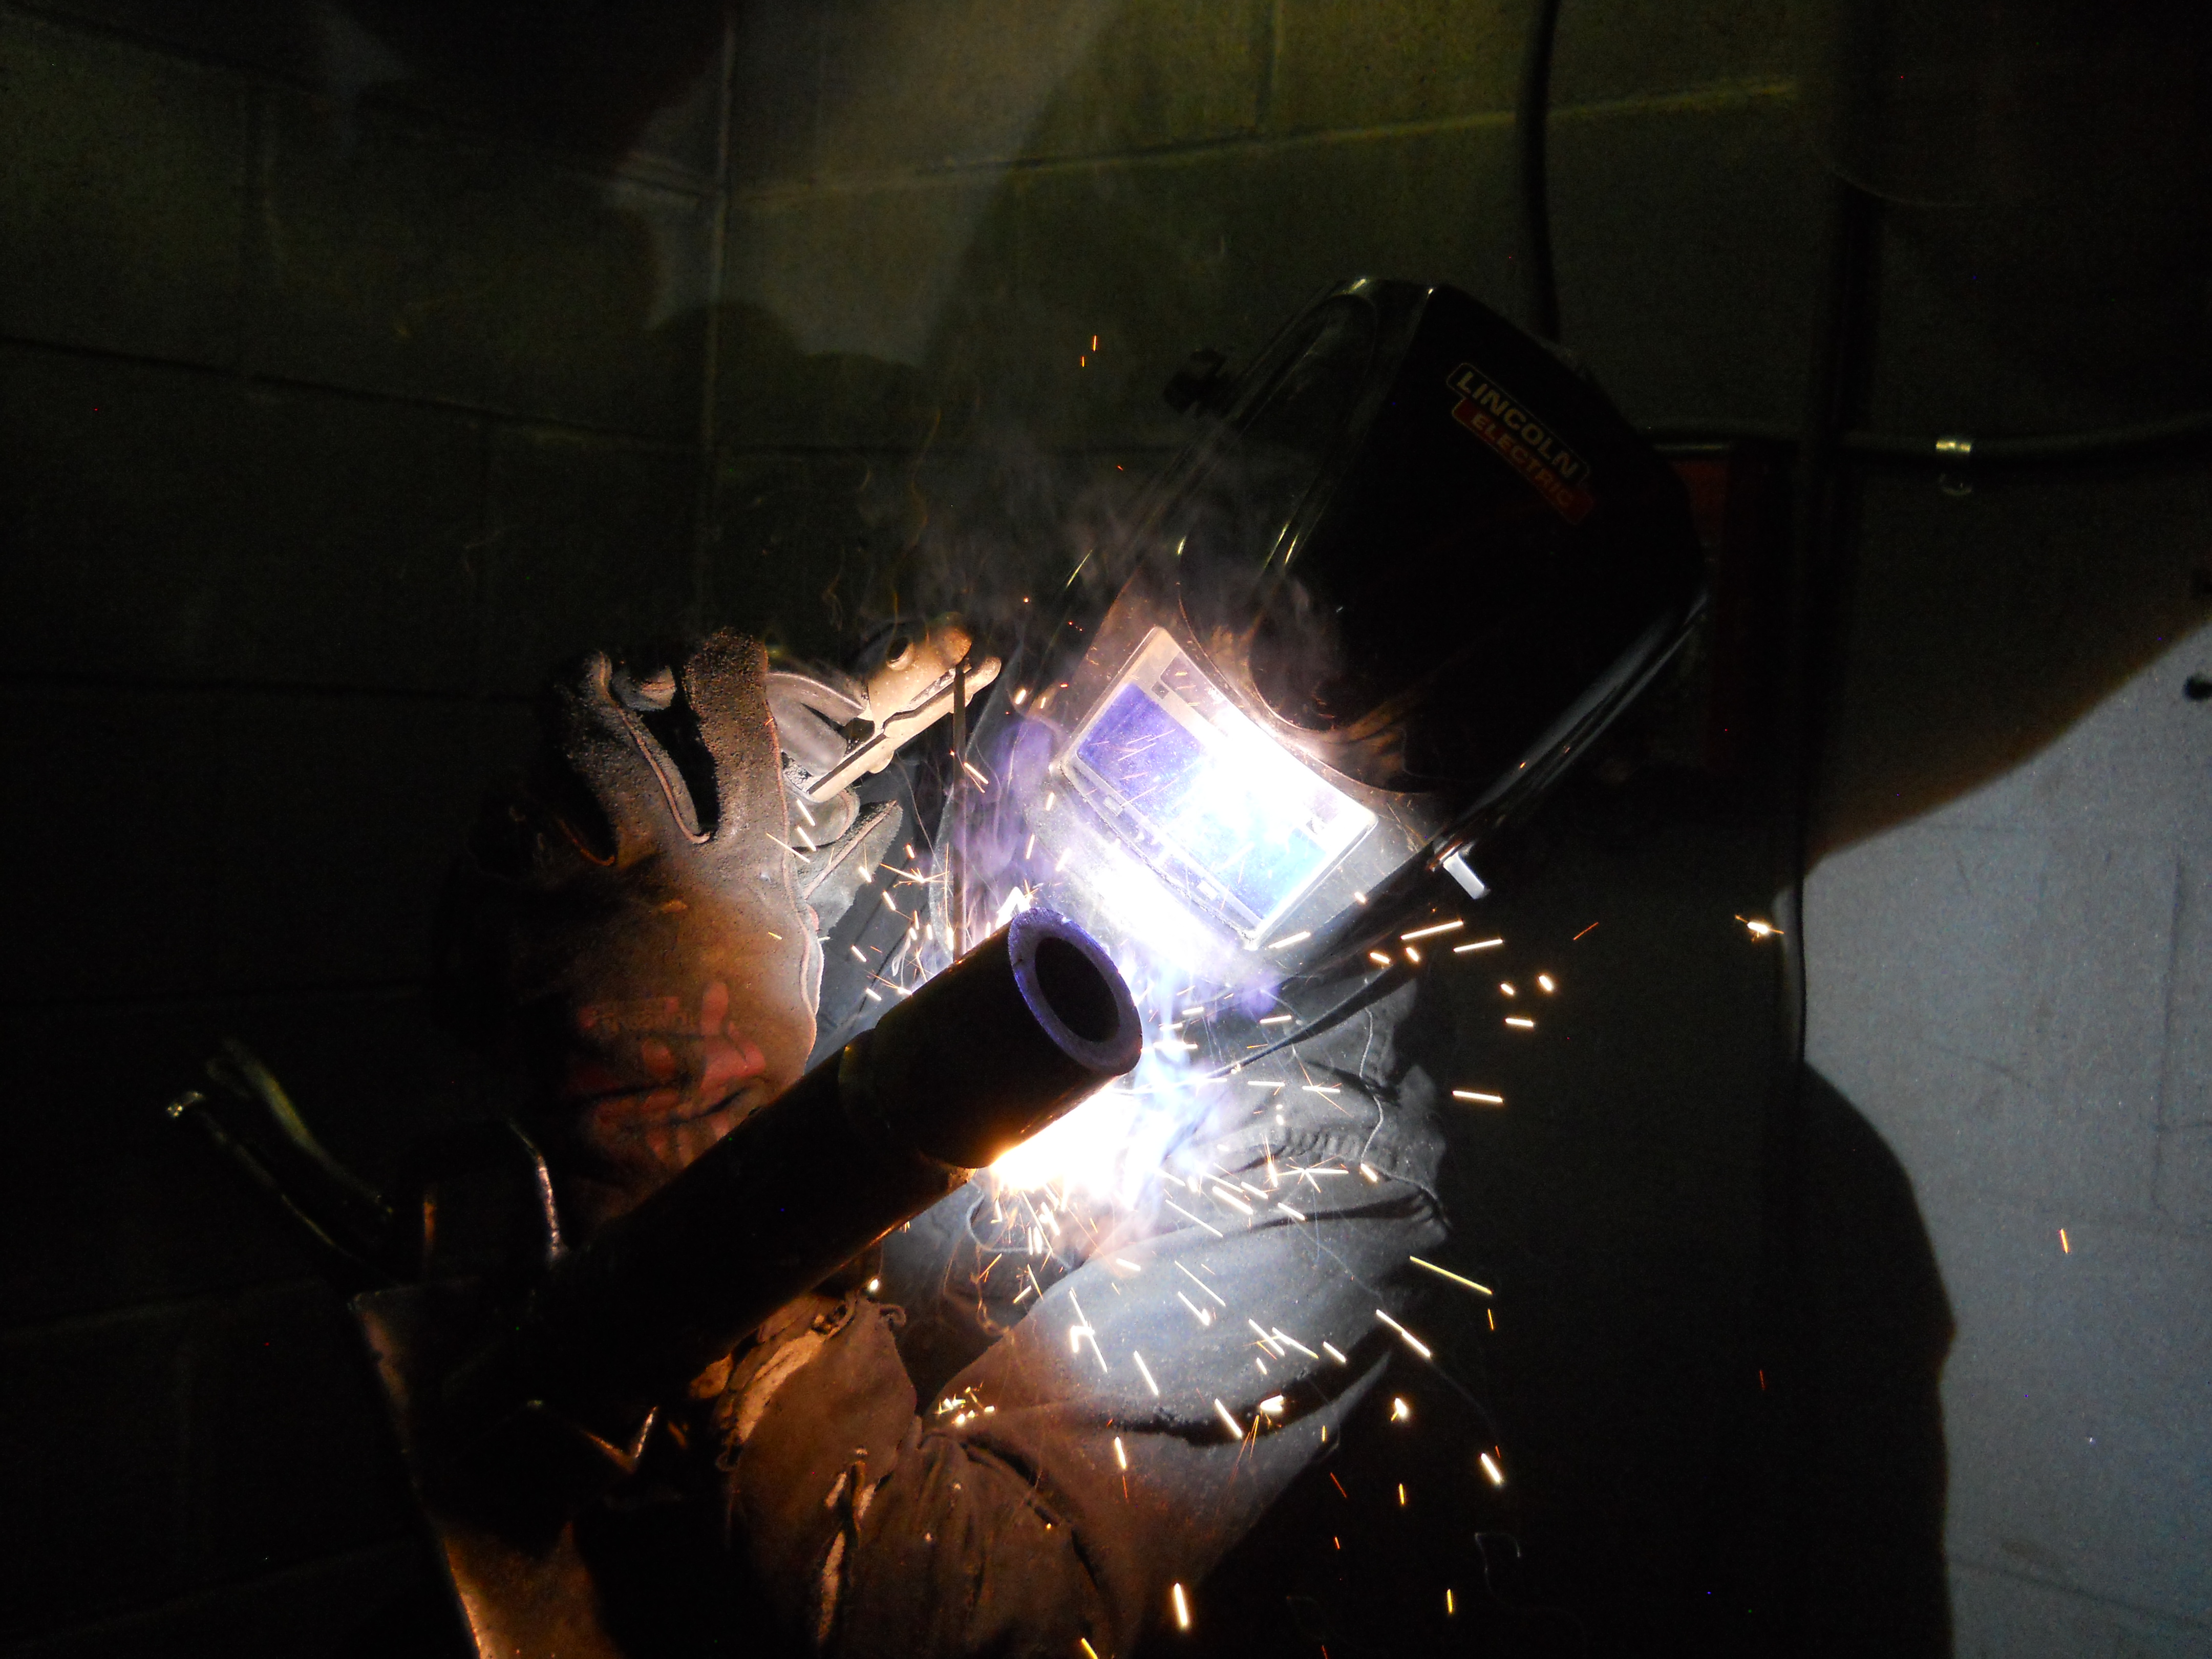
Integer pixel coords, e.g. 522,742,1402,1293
1511,2,2212,469
1516,0,1565,342
1640,411,2212,468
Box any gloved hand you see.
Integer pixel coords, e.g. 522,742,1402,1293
435,631,820,1235
765,616,997,937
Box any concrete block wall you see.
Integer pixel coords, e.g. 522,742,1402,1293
0,2,731,1648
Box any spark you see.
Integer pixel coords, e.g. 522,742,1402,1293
1391,1396,1411,1422
1398,1483,1408,1506
1209,1185,1254,1216
1480,1452,1505,1486
962,760,991,790
1453,937,1504,953
1573,921,1600,940
1080,1641,1101,1659
1452,1090,1505,1106
1213,1399,1245,1439
2060,1228,2071,1254
1113,1436,1128,1471
1024,834,1036,859
1013,686,1030,706
1163,1199,1223,1238
1171,1583,1192,1631
1245,1078,1285,1089
1403,945,1422,965
1258,1014,1294,1026
764,833,812,863
850,944,870,964
1505,1016,1535,1029
1358,1163,1382,1184
1735,914,1783,938
1499,982,1517,997
1304,1084,1342,1096
1401,920,1463,941
1276,1201,1308,1222
1537,973,1556,993
866,1278,880,1293
1321,1342,1348,1365
1260,1394,1286,1416
1367,950,1393,967
1352,890,1369,904
1248,1320,1285,1355
1267,930,1312,949
1375,1308,1433,1359
790,794,817,827
1181,1005,1207,1017
1409,1256,1493,1295
1272,1328,1317,1358
1446,1589,1456,1617
1114,1257,1142,1272
1177,1291,1215,1327
1133,1351,1160,1396
1176,1262,1225,1305
881,890,902,916
863,988,882,1003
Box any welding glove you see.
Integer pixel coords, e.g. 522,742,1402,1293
435,631,820,1233
765,618,996,930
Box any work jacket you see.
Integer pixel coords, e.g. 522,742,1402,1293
566,978,1558,1657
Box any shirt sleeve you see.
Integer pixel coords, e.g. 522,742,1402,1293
722,1138,1448,1658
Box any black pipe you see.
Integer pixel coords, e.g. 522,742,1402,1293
1642,410,2212,468
440,907,1141,1484
1515,0,1565,342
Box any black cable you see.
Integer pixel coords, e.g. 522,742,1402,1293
1516,0,1565,342
1640,408,2212,467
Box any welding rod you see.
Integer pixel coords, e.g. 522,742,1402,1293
440,907,1139,1488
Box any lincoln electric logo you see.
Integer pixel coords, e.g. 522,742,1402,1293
1447,363,1597,524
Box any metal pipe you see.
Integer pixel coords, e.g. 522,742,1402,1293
440,906,1140,1469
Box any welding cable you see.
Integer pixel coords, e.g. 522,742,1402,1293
1198,960,1412,1082
1640,409,2212,470
1515,0,1566,342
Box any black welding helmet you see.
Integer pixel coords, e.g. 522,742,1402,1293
942,278,1703,995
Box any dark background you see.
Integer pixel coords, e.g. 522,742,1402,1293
2,2,2207,1653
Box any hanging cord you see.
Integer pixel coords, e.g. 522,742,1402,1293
1516,2,2211,465
1516,0,1566,342
1641,410,2212,469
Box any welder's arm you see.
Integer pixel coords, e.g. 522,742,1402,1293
721,1160,1445,1657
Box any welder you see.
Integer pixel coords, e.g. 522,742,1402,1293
427,278,1703,1657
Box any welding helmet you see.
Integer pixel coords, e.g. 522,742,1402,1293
939,278,1703,995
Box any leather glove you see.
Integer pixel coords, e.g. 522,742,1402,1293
765,616,998,932
435,631,819,1234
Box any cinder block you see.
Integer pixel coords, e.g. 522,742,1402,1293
0,1304,201,1639
813,0,1116,176
1272,0,1522,132
1546,88,1820,425
0,1288,416,1647
999,123,1520,448
1272,0,1792,135
709,449,895,660
478,426,701,694
1020,0,1266,160
0,13,247,365
0,346,483,694
718,171,1012,448
730,0,826,188
207,691,489,991
3,1539,440,1659
0,687,225,1005
254,89,713,438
